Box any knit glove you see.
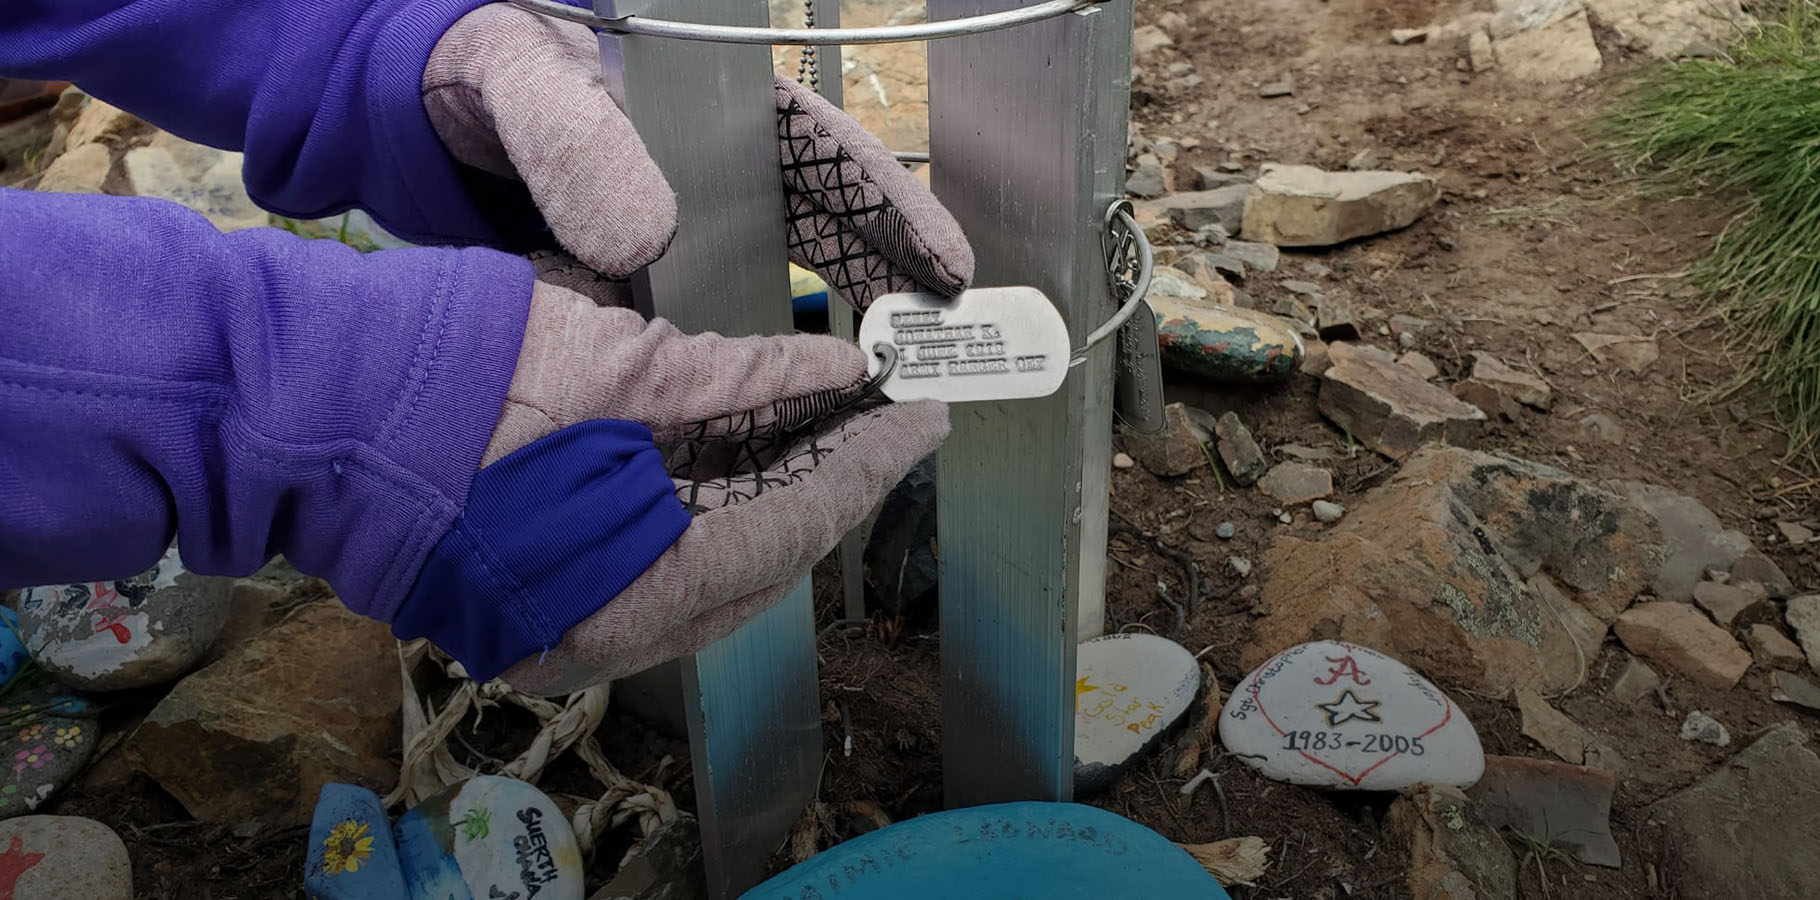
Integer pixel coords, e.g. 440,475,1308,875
423,3,973,307
484,281,947,694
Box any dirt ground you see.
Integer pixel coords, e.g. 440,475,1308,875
6,0,1818,897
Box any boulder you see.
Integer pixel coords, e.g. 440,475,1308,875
1647,724,1820,900
1252,448,1662,695
126,602,401,824
1582,0,1755,59
1240,164,1440,247
1385,785,1515,900
1319,342,1485,459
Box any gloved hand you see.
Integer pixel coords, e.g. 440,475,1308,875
422,3,972,307
472,280,946,694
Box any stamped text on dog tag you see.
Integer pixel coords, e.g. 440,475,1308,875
858,287,1071,403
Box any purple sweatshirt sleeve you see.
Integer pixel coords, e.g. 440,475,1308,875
0,0,522,248
0,187,532,622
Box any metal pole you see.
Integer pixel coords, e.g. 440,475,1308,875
929,0,1132,805
594,3,821,895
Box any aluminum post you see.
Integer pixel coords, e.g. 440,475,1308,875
928,0,1132,805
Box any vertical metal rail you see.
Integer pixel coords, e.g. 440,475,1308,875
929,0,1132,805
595,4,822,896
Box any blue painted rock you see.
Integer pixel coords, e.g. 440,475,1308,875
1152,296,1303,384
0,608,31,688
739,801,1229,900
306,783,407,900
18,543,232,691
1074,633,1201,795
0,694,96,819
395,775,584,900
1219,641,1484,791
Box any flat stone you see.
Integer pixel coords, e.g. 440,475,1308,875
19,543,232,691
1121,403,1206,477
123,133,269,231
1492,10,1603,82
743,801,1225,899
1131,24,1174,57
1778,521,1815,545
1788,595,1820,673
35,142,110,194
1469,354,1551,409
1385,785,1516,900
1311,500,1345,524
1112,452,1135,470
1607,654,1662,704
590,816,705,900
0,816,131,899
1573,332,1661,373
1692,581,1768,626
1615,602,1752,690
1613,481,1754,604
1748,624,1807,671
1154,185,1251,234
1127,154,1168,199
1254,448,1662,696
1192,166,1250,190
1396,351,1439,380
1279,280,1323,296
1469,29,1497,71
1453,378,1522,421
1073,634,1201,795
1176,252,1244,290
1221,240,1279,272
1488,0,1582,38
1468,755,1620,868
1213,413,1268,486
1271,296,1314,325
1647,723,1820,899
1319,342,1486,460
1517,690,1620,769
126,602,402,824
0,694,96,819
1390,27,1430,43
394,776,585,900
1220,641,1485,790
1152,297,1303,384
1731,550,1793,598
1770,670,1820,712
1582,0,1755,59
1241,164,1441,248
1679,710,1730,746
1257,462,1332,505
1148,266,1208,302
1257,77,1294,98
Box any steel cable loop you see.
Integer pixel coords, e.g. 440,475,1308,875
1071,203,1154,366
509,0,1106,45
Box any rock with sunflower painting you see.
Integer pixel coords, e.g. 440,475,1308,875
0,695,96,819
306,783,407,899
17,542,232,691
394,775,584,900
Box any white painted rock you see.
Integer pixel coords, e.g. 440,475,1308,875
1073,633,1201,794
19,543,232,691
0,816,131,899
394,775,584,900
1220,641,1484,790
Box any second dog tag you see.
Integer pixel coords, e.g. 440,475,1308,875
858,287,1071,403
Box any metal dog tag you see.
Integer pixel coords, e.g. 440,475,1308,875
858,287,1071,403
1113,301,1166,433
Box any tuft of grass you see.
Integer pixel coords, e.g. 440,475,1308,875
1604,1,1820,452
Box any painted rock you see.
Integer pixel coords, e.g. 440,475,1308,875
306,783,407,899
1152,296,1303,384
0,608,30,688
19,543,232,691
0,815,132,899
0,694,97,819
1074,633,1201,795
739,801,1229,900
1219,641,1483,791
395,775,584,900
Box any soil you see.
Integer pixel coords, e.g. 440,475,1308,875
5,0,1818,896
